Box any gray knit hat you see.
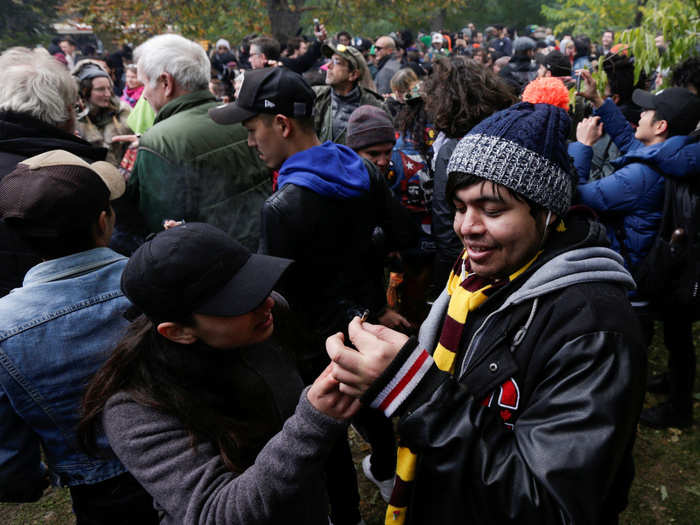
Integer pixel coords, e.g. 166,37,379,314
346,105,396,151
447,102,573,216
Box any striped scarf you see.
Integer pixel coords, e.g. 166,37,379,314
385,249,540,524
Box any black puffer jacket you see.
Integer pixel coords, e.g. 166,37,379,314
364,214,646,524
0,111,108,297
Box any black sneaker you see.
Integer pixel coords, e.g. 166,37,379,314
639,402,692,429
646,372,670,394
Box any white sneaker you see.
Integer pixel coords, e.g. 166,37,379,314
361,454,394,503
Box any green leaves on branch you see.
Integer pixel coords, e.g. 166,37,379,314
541,0,639,38
618,0,699,87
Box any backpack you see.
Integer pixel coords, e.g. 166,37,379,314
632,171,700,318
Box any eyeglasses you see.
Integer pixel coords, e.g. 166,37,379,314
331,57,347,66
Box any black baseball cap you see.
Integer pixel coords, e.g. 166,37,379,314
121,223,293,323
632,87,700,137
208,67,315,125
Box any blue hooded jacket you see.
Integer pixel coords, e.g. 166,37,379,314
571,98,700,270
277,141,369,199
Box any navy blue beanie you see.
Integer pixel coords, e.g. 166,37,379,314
447,102,574,216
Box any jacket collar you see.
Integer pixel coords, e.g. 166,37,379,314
0,110,107,162
154,90,217,124
23,247,126,286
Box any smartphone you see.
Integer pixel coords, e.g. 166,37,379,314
576,74,582,92
313,18,320,31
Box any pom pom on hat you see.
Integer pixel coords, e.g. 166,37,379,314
522,77,570,111
447,102,574,216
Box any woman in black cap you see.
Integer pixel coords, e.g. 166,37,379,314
78,222,359,525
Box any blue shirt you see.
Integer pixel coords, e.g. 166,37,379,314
0,247,129,499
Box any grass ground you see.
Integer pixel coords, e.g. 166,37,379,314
1,324,698,524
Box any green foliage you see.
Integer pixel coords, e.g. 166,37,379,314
618,0,700,87
0,0,62,49
452,0,548,31
541,0,639,38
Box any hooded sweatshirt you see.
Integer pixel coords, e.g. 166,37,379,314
358,215,644,524
277,140,369,198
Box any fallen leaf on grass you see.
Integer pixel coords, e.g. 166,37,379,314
684,485,700,497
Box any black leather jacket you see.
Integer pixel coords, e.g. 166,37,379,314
261,159,418,359
364,215,646,524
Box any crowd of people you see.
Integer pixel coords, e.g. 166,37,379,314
0,18,698,525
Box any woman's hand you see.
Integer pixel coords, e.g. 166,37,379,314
307,364,361,420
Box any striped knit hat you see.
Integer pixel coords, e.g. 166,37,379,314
447,102,574,217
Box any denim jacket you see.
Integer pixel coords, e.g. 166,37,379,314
0,247,129,500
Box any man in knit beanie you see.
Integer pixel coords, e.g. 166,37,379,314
346,105,396,175
327,102,646,524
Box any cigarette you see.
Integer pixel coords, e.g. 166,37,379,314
360,309,370,322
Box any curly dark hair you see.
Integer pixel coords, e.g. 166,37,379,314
394,98,432,160
423,56,517,138
671,56,700,93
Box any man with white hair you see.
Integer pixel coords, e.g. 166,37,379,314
0,47,109,297
124,34,270,250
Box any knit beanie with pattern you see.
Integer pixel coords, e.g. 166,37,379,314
446,102,574,216
346,105,396,151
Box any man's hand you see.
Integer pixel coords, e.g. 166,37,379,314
162,219,185,230
307,364,361,420
576,116,604,146
314,23,328,43
377,308,413,332
112,134,140,149
326,317,409,397
575,69,604,108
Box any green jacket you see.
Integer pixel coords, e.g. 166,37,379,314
312,85,386,144
126,90,271,250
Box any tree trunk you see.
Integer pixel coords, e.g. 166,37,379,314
266,0,304,44
634,0,647,27
430,8,447,32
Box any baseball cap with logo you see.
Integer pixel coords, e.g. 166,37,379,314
632,87,700,137
0,149,124,237
322,41,364,70
208,67,315,125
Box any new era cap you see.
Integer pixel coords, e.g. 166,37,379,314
632,87,700,137
121,222,293,323
209,67,315,125
0,149,125,237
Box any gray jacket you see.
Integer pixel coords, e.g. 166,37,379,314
104,388,345,524
103,337,347,525
374,55,402,95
